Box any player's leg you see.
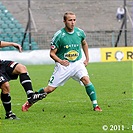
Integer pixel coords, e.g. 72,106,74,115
80,76,102,111
73,61,102,111
22,86,55,112
0,61,19,119
12,63,46,103
0,81,19,119
38,62,68,96
22,62,67,112
38,86,56,94
22,72,57,112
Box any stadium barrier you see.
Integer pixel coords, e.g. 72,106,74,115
0,47,132,65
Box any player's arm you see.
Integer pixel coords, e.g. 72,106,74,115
0,41,22,52
50,48,69,66
81,39,89,66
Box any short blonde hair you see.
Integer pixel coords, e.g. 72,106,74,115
63,11,75,21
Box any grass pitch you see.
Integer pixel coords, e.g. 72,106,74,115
0,61,132,133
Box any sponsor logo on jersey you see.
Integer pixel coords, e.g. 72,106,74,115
64,44,79,49
64,50,79,61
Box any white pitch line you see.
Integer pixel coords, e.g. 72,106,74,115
0,103,21,106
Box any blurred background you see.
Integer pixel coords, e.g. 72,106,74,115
0,0,132,50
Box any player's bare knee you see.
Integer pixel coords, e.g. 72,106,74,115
1,82,10,94
13,64,27,74
81,76,90,85
18,64,27,71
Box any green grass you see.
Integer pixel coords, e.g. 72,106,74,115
0,61,132,133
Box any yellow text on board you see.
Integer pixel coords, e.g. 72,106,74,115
101,47,133,62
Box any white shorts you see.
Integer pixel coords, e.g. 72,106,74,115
48,60,89,87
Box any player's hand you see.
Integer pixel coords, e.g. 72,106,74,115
60,60,70,66
83,59,89,67
13,43,22,52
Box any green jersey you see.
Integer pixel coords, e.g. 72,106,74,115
51,27,86,62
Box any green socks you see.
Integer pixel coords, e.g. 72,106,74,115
38,88,44,93
85,83,98,108
38,84,98,108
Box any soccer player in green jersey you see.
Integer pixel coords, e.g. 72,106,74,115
22,11,102,112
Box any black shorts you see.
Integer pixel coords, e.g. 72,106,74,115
0,60,19,86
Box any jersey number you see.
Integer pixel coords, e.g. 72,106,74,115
49,76,54,84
